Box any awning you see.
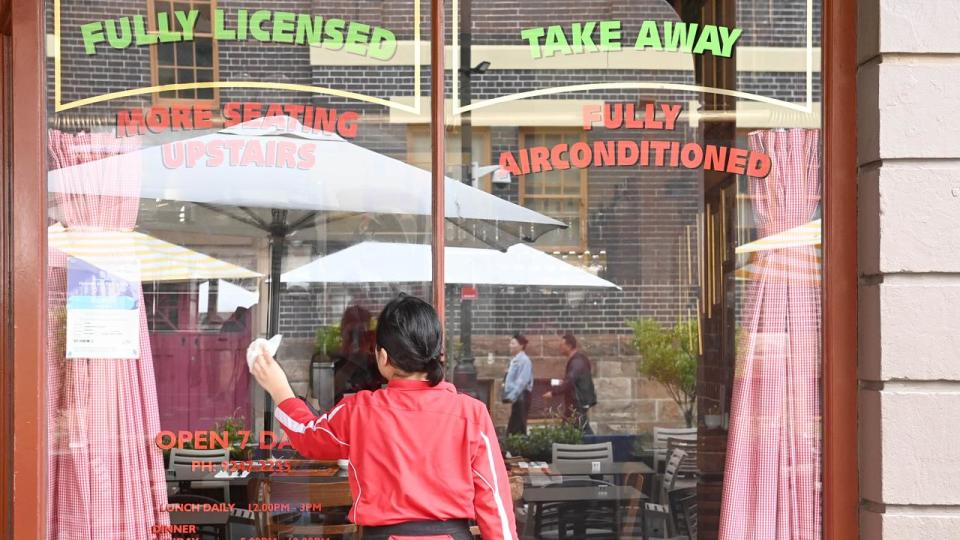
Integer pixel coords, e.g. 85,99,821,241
48,224,261,282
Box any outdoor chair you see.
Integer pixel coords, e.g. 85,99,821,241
666,437,699,478
168,447,231,504
552,441,614,482
540,443,619,539
643,449,689,539
167,493,230,540
652,427,696,473
668,488,698,540
659,448,688,505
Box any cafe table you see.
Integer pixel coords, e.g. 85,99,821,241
545,460,654,477
520,460,654,497
522,483,648,540
165,465,352,538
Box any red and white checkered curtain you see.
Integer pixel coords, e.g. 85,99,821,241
47,130,171,540
719,129,822,540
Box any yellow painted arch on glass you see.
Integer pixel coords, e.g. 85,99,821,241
54,0,813,117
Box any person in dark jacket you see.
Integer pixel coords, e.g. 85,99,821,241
543,333,596,434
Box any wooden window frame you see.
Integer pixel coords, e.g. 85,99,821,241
518,127,589,252
3,1,858,539
146,0,220,107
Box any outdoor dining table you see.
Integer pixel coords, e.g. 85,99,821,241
521,460,654,498
165,467,350,489
522,484,648,540
545,460,654,477
165,466,352,539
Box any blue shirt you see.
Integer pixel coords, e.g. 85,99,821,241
503,351,533,402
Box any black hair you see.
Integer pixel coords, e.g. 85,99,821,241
562,333,577,349
375,294,445,386
512,333,528,350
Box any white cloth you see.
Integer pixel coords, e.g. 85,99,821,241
246,335,283,372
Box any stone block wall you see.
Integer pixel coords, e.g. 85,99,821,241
858,0,960,536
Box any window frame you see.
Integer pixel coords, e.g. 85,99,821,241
406,125,492,190
518,127,589,252
4,1,859,539
146,0,220,107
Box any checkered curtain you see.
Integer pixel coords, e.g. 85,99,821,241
719,129,822,540
47,130,171,540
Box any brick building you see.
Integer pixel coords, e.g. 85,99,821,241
47,0,821,440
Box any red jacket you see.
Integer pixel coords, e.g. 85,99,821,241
275,379,518,540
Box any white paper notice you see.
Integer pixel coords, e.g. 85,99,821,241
66,256,140,359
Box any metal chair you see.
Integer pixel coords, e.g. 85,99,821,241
167,493,229,540
549,442,619,539
669,488,697,540
168,447,231,503
643,449,689,539
666,437,699,479
659,448,688,505
652,427,696,473
552,442,614,465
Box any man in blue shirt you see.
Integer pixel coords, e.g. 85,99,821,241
503,334,534,435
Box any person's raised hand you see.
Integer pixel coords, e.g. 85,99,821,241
251,343,295,404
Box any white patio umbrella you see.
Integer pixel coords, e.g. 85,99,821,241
198,279,260,313
48,118,565,246
48,117,567,425
735,219,821,254
281,241,619,289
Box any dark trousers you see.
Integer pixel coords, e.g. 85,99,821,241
575,407,593,435
506,390,532,435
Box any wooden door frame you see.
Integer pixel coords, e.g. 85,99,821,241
821,1,859,538
8,0,46,538
2,0,858,538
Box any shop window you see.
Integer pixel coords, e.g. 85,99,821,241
148,0,218,104
519,129,588,250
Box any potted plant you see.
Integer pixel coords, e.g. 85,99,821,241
213,413,251,460
703,400,723,429
314,324,342,360
628,317,699,427
501,413,585,462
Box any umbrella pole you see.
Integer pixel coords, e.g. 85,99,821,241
431,0,445,320
452,0,481,401
263,213,287,435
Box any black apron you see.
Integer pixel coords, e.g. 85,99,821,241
363,519,473,540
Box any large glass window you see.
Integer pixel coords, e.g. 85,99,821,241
44,0,823,538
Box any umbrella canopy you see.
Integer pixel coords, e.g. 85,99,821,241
198,279,260,313
735,219,821,255
48,224,261,282
47,118,566,246
735,250,822,282
281,241,619,289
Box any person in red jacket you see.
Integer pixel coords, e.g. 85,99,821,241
251,294,518,540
